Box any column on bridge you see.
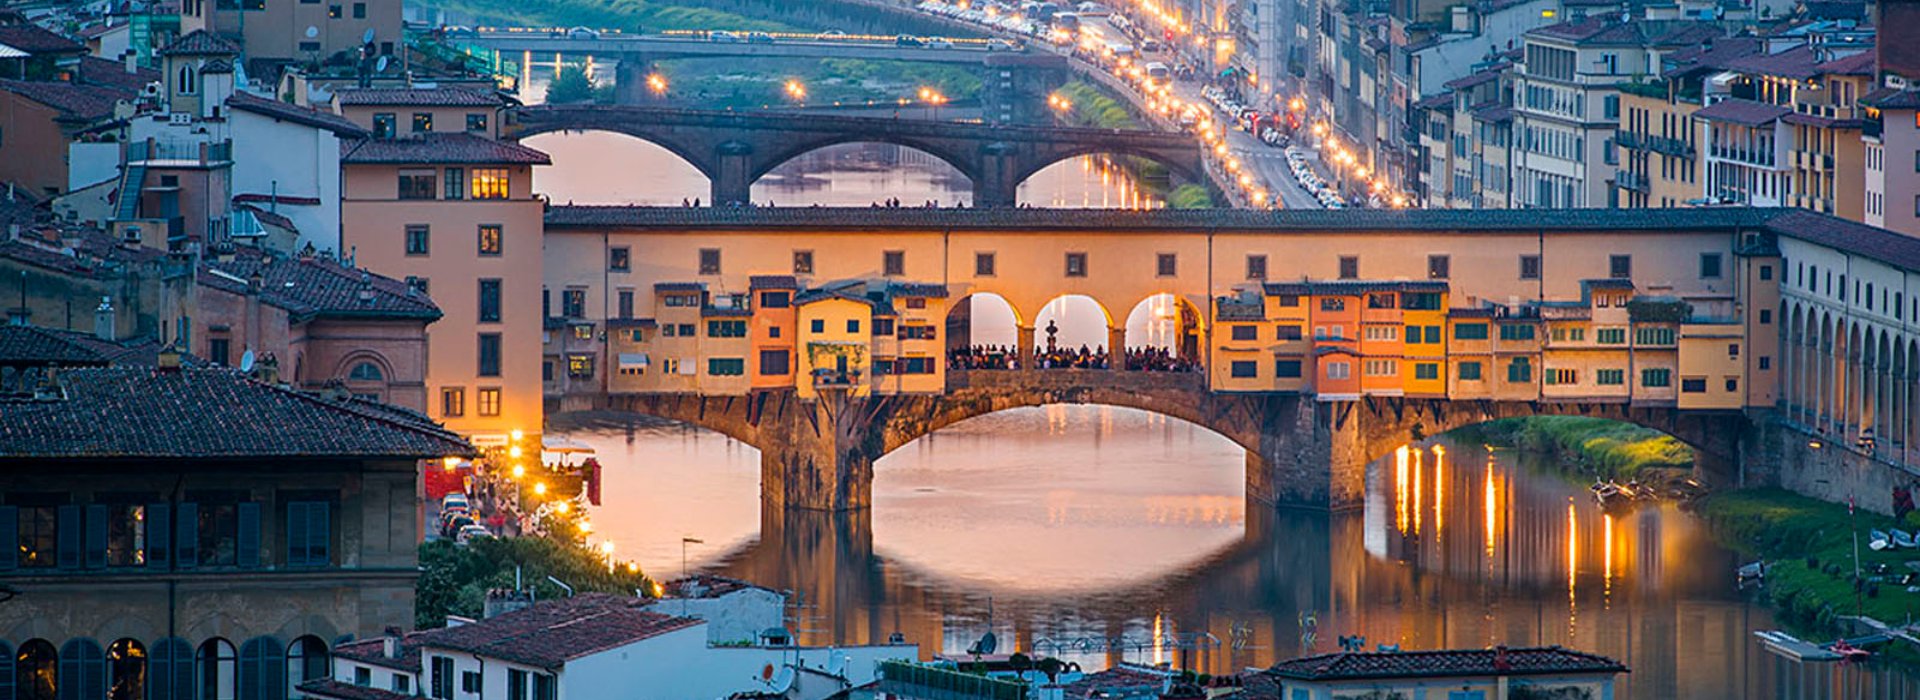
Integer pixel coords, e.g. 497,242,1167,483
613,54,654,105
1017,325,1035,372
1107,326,1126,370
712,142,754,208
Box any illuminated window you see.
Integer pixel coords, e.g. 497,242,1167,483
470,168,510,200
441,388,464,417
476,388,501,416
477,225,503,256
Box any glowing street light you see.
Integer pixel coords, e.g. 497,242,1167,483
510,463,525,479
784,79,806,102
646,73,668,95
533,482,548,496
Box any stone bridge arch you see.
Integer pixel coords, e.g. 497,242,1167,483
1008,141,1205,191
745,134,982,187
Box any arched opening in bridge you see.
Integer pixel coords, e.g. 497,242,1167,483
526,131,709,205
1017,154,1177,209
1123,294,1204,369
946,292,1021,367
1033,295,1115,364
874,403,1246,592
752,142,973,207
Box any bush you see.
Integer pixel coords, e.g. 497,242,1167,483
1454,416,1692,479
416,536,655,629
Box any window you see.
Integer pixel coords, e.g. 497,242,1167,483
404,225,430,255
392,676,408,694
1338,255,1359,279
1276,325,1302,341
1065,252,1087,277
1635,326,1675,345
1691,252,1723,279
1275,295,1299,307
1274,360,1302,378
1596,368,1624,385
793,250,813,274
1458,361,1482,380
707,320,747,338
759,350,791,375
1506,357,1532,382
371,113,395,138
476,388,501,416
1728,342,1740,358
1759,264,1772,281
441,388,464,417
975,252,995,276
478,280,501,323
197,639,237,700
478,334,502,377
352,1,365,17
1364,359,1399,377
1682,377,1708,393
532,673,555,700
1427,254,1450,279
1319,298,1346,311
562,289,586,319
354,668,371,687
708,358,745,376
1455,323,1489,340
1156,253,1177,277
507,669,528,700
466,113,488,132
1364,326,1398,341
1230,361,1258,378
616,290,634,319
1326,361,1351,379
1596,327,1625,344
209,337,232,366
810,319,824,333
398,170,436,200
461,672,481,694
1759,356,1771,370
700,249,721,275
477,225,503,256
846,319,861,333
1498,324,1535,341
566,354,593,378
884,250,905,276
899,325,936,340
284,501,330,567
1543,368,1577,386
1414,363,1439,380
1641,368,1671,387
470,168,509,200
411,113,433,133
443,168,465,200
1609,254,1632,278
1725,376,1739,392
1247,254,1268,280
430,656,453,700
1231,325,1259,341
1519,254,1541,280
1759,309,1772,324
328,4,341,17
1403,293,1442,310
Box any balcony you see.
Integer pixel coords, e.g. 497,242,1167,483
126,139,233,166
1615,131,1644,150
812,369,862,388
1615,170,1650,193
1648,136,1694,158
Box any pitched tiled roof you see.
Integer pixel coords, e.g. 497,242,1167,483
1059,664,1171,698
1766,209,1920,272
749,275,799,289
1660,37,1763,78
0,325,114,366
75,55,161,93
0,367,474,458
1266,646,1626,681
1412,92,1453,110
410,594,701,670
0,25,84,54
1443,68,1502,91
340,133,550,165
201,249,441,321
1727,44,1820,80
1694,98,1792,127
664,574,775,599
1863,87,1920,109
0,79,131,121
889,282,949,298
296,680,416,700
1264,280,1449,295
333,635,424,673
1470,102,1511,122
334,87,505,107
654,282,705,291
159,29,239,56
0,229,165,276
1815,50,1874,76
228,91,368,136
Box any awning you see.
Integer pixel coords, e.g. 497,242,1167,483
618,352,649,368
677,358,696,375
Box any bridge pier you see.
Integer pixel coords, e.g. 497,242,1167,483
613,54,656,105
1245,396,1366,511
1107,327,1127,370
756,388,879,511
712,142,755,208
975,145,1019,208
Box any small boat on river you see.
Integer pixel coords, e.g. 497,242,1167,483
1894,529,1916,549
1871,529,1892,551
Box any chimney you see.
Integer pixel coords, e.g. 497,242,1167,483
157,344,182,370
381,626,403,658
94,296,115,340
123,50,138,75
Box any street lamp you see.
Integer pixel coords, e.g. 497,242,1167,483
646,73,668,96
784,79,806,104
600,540,615,574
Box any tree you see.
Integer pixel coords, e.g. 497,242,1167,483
546,65,597,105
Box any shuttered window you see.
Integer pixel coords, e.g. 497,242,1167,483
237,502,261,569
146,504,171,568
57,639,106,700
0,505,16,571
286,502,331,567
149,638,194,700
176,503,199,567
56,504,81,569
85,504,108,569
238,637,287,700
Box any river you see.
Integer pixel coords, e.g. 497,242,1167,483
551,405,1920,699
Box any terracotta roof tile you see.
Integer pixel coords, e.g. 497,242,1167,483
0,25,84,54
340,133,550,165
228,91,368,136
296,680,416,700
0,325,114,366
0,79,131,121
334,87,506,107
1726,44,1821,80
1862,87,1920,109
1266,646,1626,681
410,594,701,670
201,248,441,321
0,367,473,458
75,55,160,93
1694,98,1792,127
1815,50,1874,76
333,636,424,673
664,574,774,599
159,29,239,56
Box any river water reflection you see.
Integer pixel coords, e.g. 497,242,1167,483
558,405,1917,699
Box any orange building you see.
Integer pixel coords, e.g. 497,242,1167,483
749,275,799,391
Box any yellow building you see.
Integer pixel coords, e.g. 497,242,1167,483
796,291,874,399
872,283,950,395
1400,286,1448,398
1677,322,1746,410
697,306,753,396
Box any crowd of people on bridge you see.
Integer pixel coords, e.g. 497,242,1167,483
947,345,1203,372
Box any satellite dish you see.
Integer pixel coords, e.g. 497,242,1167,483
239,349,256,372
305,25,318,39
766,667,794,694
362,28,376,45
376,55,390,72
825,650,848,677
967,631,999,656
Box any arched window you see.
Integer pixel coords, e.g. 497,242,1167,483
195,639,235,700
56,638,103,700
347,362,384,382
283,637,328,697
106,639,145,700
178,65,198,95
149,638,193,700
0,641,16,700
237,637,284,700
16,639,56,700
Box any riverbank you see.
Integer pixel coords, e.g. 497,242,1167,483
1454,416,1694,483
1695,488,1920,663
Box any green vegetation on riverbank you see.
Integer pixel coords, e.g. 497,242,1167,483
1454,416,1693,481
425,0,796,33
1167,184,1213,208
1698,489,1920,638
416,536,655,628
1053,81,1143,129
